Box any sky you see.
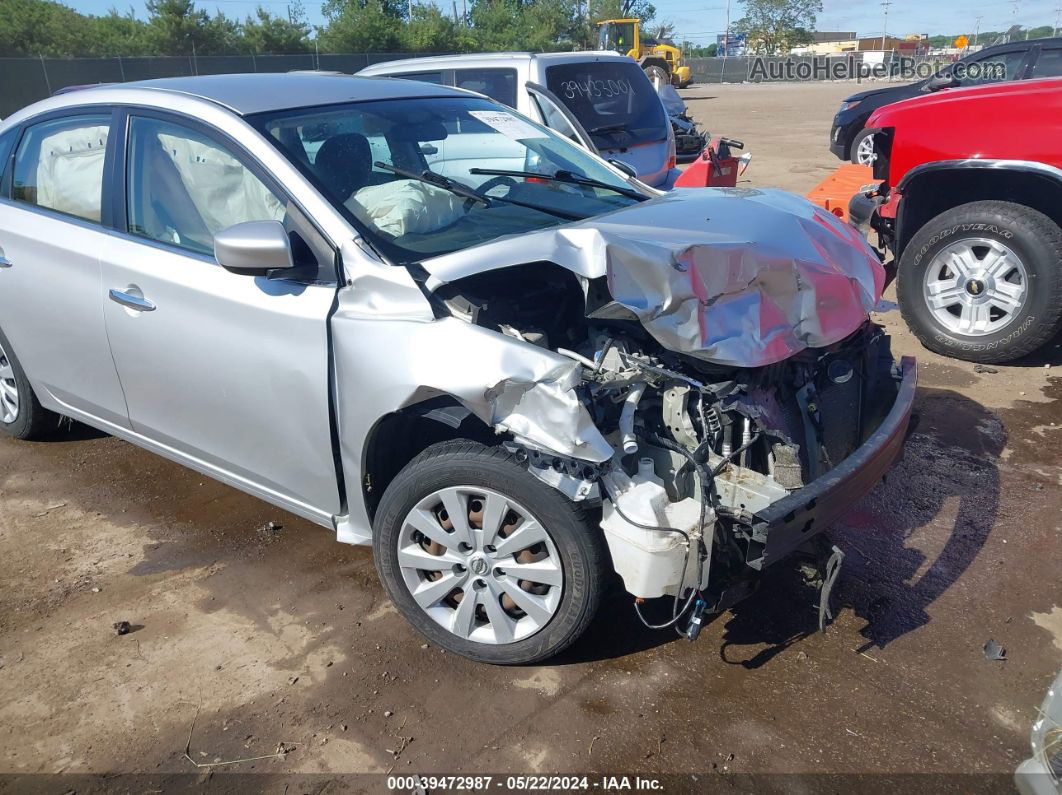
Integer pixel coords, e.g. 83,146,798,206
62,0,1062,46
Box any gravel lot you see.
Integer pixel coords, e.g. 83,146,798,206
1,80,1060,788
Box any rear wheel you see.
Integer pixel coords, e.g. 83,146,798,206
372,440,608,664
0,325,55,440
897,201,1062,362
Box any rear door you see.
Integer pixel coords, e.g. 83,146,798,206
98,110,341,522
0,111,130,428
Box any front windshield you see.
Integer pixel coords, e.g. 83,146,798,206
251,96,644,264
545,61,668,149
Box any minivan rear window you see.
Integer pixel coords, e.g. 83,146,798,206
545,61,667,148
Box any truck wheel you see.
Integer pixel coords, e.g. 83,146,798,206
850,129,877,165
372,440,608,665
897,201,1062,363
643,64,669,87
0,325,55,440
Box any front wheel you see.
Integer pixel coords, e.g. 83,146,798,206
372,440,609,664
849,128,877,165
897,200,1062,363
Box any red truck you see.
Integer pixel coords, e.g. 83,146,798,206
851,77,1062,363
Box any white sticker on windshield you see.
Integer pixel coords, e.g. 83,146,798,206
468,110,547,140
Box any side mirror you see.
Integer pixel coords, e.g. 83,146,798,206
608,158,639,179
926,73,959,91
214,220,294,276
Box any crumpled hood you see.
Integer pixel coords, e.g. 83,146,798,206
420,188,885,368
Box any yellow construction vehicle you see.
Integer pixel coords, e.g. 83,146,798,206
596,18,693,87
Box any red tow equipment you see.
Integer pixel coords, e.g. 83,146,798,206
673,137,749,188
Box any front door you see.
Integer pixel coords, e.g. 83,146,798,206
99,111,341,521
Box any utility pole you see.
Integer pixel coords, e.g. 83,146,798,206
880,0,891,51
723,0,731,60
1055,4,1062,37
408,0,412,21
973,16,982,47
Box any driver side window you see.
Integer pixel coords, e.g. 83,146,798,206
127,116,285,256
955,50,1027,86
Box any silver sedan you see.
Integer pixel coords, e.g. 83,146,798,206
0,74,914,664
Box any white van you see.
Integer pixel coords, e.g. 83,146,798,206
358,52,679,189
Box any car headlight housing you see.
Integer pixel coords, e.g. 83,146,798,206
840,100,862,112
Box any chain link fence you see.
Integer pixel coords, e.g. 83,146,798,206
0,53,449,117
1,52,956,117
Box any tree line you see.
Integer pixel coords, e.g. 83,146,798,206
926,25,1057,49
0,0,661,57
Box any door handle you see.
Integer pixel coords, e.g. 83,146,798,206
109,288,156,312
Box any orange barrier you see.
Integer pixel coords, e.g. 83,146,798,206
804,163,874,223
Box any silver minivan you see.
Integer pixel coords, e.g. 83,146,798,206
359,51,680,189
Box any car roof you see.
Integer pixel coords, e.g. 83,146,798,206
359,50,631,74
57,73,469,116
978,35,1062,52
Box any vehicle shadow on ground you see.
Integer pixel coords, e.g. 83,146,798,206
560,389,1003,667
842,387,1004,650
38,417,109,442
1005,334,1062,367
716,387,1004,668
552,576,678,664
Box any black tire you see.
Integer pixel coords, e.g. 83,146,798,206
372,440,609,665
849,128,877,165
897,200,1062,363
0,324,56,440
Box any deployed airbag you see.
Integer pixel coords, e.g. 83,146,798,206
157,133,285,234
36,126,109,222
347,179,468,237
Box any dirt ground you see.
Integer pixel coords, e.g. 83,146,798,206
2,81,1061,790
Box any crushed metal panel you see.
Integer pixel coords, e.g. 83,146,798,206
330,265,615,537
419,188,885,368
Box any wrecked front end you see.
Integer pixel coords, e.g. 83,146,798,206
410,188,916,617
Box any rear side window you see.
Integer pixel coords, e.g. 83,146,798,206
393,71,444,85
454,68,517,107
1033,48,1062,78
12,114,110,223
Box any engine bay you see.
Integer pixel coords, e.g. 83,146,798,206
432,263,904,622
